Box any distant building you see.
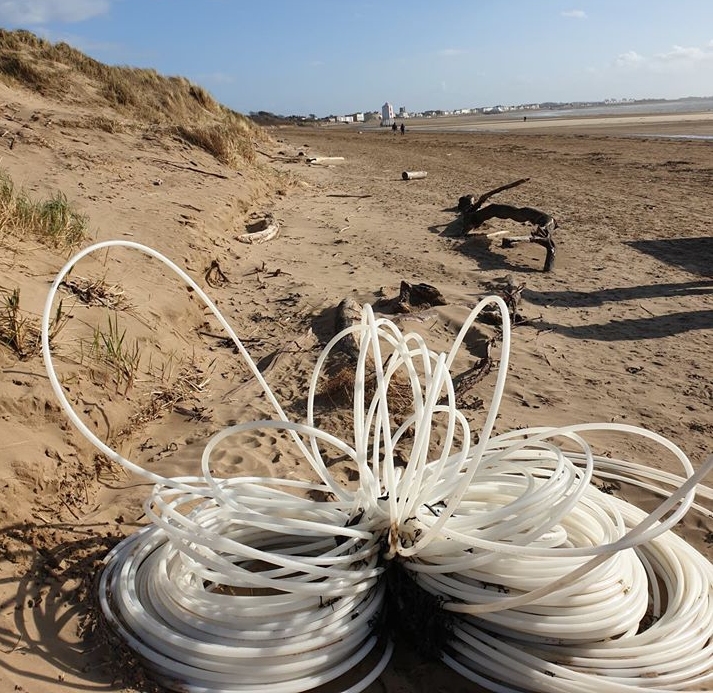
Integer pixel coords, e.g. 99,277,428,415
382,102,395,125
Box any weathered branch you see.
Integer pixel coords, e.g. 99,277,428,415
473,177,530,210
458,178,530,213
205,259,229,287
502,232,557,272
462,203,557,234
334,297,362,360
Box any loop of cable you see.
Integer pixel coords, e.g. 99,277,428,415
42,241,713,692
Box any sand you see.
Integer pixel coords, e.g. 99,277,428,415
0,89,712,693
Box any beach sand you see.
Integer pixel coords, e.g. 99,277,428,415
1,93,712,693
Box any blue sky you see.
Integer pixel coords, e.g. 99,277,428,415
1,0,713,117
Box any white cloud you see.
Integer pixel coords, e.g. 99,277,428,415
654,44,712,63
561,10,587,19
615,43,713,72
0,0,110,24
616,50,644,67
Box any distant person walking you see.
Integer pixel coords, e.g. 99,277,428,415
400,122,405,135
392,121,398,133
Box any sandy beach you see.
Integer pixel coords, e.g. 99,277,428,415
1,78,712,693
369,109,713,136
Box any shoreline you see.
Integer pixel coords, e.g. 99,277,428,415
337,109,713,137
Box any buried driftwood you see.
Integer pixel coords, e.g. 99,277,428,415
394,281,446,312
457,178,557,272
334,297,362,360
478,275,528,325
402,171,428,180
334,282,447,358
237,216,280,245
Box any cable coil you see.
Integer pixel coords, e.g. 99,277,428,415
42,241,713,692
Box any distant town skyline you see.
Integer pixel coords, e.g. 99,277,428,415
2,1,713,117
316,94,713,125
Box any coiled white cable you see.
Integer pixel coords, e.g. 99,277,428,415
42,241,713,692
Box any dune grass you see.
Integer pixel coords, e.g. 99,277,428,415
0,170,89,250
0,287,67,359
0,29,266,168
88,312,142,394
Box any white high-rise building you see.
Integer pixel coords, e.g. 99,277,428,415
382,102,395,124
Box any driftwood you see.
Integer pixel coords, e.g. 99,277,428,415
237,217,280,245
459,177,530,214
334,297,362,360
333,282,447,359
205,259,229,288
479,275,527,325
461,203,557,272
502,226,557,272
456,348,493,394
437,339,493,411
395,281,446,312
306,156,344,164
462,203,556,235
456,178,557,272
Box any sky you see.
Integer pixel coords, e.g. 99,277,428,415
1,0,713,117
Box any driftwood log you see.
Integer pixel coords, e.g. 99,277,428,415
457,179,557,272
334,297,362,360
465,203,557,271
238,216,280,245
334,283,447,358
462,203,556,235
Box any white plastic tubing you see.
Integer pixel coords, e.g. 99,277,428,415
42,241,713,693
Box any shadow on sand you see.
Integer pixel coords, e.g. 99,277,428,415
524,279,713,341
429,220,547,274
626,236,713,277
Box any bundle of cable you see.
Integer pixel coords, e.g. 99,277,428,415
42,241,713,693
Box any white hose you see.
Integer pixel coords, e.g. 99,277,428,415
41,240,713,692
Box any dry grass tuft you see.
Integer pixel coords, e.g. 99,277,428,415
320,362,414,417
147,363,211,418
116,360,213,438
0,287,68,359
0,170,89,250
60,275,130,310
